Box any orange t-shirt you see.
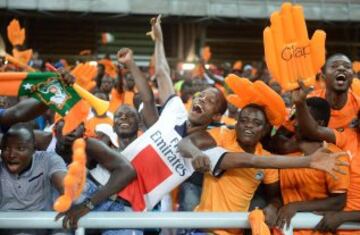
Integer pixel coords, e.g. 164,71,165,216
280,144,350,235
310,89,360,212
196,128,279,235
309,89,360,130
109,89,134,113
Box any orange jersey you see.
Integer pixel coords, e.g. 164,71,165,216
310,89,360,212
280,144,350,235
310,89,360,130
221,115,236,126
109,89,134,113
197,127,279,235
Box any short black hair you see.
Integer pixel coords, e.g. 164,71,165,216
2,122,35,146
323,53,351,73
306,97,331,127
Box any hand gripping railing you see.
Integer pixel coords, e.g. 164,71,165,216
0,212,359,235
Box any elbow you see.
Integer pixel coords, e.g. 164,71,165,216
121,163,137,182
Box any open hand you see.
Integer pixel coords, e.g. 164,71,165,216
55,203,90,229
276,204,297,230
146,15,163,41
309,142,349,179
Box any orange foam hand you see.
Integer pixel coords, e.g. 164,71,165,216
263,3,326,91
71,63,97,91
7,19,26,47
54,138,87,213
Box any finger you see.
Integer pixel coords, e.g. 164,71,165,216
204,157,211,171
333,166,347,175
62,215,69,229
55,213,65,221
285,215,292,230
333,151,350,158
328,170,338,181
322,141,328,149
336,160,350,167
314,218,325,231
157,15,162,24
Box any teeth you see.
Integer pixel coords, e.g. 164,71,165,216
245,130,252,134
120,123,130,128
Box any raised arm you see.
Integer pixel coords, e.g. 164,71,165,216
0,98,48,126
151,15,175,104
57,138,136,229
117,48,159,126
292,82,336,143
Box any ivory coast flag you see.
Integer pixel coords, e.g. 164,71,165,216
0,72,81,116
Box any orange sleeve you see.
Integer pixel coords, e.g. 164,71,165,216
326,145,350,193
334,129,347,149
263,168,279,185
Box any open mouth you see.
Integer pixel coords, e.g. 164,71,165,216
335,74,346,85
119,123,130,128
6,161,21,172
192,104,203,114
244,129,254,136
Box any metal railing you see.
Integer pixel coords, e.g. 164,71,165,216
0,212,359,235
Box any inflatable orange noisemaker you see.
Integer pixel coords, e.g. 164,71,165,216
54,138,87,213
248,208,271,235
263,2,326,91
7,19,25,47
71,63,97,91
225,74,286,126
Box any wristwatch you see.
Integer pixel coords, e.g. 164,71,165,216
83,198,95,210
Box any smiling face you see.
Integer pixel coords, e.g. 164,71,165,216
325,54,353,93
1,126,35,175
188,87,226,126
235,105,269,150
113,105,139,138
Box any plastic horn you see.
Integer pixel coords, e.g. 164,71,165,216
45,63,110,116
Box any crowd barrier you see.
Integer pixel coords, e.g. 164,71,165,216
0,212,359,235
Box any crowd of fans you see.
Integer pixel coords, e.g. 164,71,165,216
0,14,360,235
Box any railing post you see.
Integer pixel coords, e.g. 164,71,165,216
75,227,85,235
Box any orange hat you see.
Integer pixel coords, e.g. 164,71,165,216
98,58,117,79
225,74,286,126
